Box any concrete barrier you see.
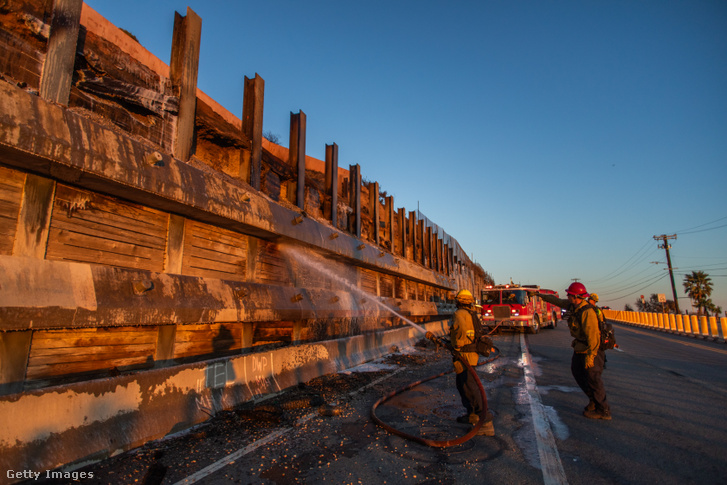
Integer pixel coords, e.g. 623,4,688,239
604,310,726,343
0,319,450,482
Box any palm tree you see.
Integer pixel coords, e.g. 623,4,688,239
682,271,713,317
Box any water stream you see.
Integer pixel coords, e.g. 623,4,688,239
280,244,429,336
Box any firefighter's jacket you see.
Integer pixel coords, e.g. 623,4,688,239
450,307,479,374
539,294,599,359
570,300,600,358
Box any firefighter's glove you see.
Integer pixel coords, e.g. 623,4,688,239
585,354,595,369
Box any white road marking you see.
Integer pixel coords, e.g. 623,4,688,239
520,333,569,485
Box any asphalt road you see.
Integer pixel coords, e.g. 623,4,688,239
37,321,727,485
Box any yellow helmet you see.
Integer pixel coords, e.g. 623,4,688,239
589,293,599,303
456,289,474,305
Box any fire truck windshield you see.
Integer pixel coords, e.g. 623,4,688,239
502,290,527,305
481,289,528,305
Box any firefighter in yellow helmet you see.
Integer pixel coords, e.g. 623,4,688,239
449,289,494,436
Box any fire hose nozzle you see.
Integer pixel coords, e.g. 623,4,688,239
425,331,435,341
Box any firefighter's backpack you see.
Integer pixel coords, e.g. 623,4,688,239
459,310,493,356
600,319,617,350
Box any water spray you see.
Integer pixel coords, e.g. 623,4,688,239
280,244,495,447
280,244,428,335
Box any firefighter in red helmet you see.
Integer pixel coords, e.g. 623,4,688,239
537,283,611,420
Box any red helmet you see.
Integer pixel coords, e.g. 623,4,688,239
566,282,589,298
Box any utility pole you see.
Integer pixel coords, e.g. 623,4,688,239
653,234,680,314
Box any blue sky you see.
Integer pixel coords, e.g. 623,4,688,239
85,0,727,313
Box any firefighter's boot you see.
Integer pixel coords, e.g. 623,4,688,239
470,412,495,436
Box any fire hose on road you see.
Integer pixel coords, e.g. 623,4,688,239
370,332,500,448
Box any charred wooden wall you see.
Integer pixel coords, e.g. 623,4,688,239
0,0,492,395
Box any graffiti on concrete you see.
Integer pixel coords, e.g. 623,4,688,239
245,352,281,398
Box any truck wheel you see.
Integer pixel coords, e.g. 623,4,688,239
529,317,540,334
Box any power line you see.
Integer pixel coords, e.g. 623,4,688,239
673,215,727,234
599,269,666,296
605,272,669,302
590,238,654,283
679,223,727,235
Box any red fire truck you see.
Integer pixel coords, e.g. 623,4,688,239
479,284,560,333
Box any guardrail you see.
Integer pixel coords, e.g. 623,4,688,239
603,309,727,343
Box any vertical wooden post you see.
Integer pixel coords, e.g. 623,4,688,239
325,143,339,226
408,211,417,262
292,322,304,344
164,214,186,274
444,244,452,275
242,322,254,349
288,111,307,208
385,196,394,251
349,164,361,238
417,219,425,265
246,238,259,283
0,331,33,395
431,234,437,272
154,326,177,368
170,7,202,162
422,225,432,269
369,182,379,245
437,237,444,273
398,208,406,257
241,73,264,189
39,0,83,105
13,175,55,259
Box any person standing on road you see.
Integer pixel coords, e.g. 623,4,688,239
536,283,611,420
449,289,495,436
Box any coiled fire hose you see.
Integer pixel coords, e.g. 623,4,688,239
370,332,500,447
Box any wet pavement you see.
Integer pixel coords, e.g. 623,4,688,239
32,333,546,485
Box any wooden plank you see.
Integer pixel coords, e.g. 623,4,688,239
181,219,247,280
39,0,83,105
50,217,166,249
26,357,153,379
47,184,168,270
54,185,169,234
360,268,377,295
0,24,44,91
187,233,247,256
27,348,154,365
48,229,162,260
380,274,394,298
173,323,243,358
185,242,246,265
25,326,157,379
32,332,157,347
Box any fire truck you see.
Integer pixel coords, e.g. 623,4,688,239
479,284,560,333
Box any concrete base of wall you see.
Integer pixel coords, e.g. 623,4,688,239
0,319,449,481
